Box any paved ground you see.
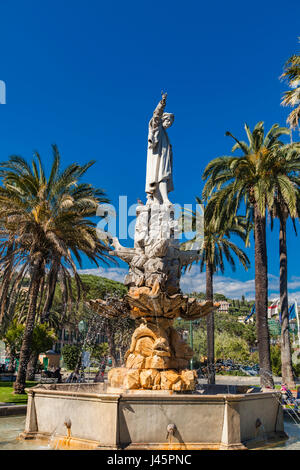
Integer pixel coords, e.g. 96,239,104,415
0,404,27,416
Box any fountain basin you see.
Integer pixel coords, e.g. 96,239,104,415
21,383,287,450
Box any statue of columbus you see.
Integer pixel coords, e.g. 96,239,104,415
145,93,174,206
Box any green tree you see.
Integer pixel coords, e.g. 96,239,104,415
2,320,24,372
192,328,207,361
202,122,291,388
27,324,57,380
214,313,256,348
2,321,57,378
181,200,250,384
78,276,131,367
214,293,227,301
215,332,250,363
188,291,206,300
79,275,127,300
87,342,109,366
0,147,113,393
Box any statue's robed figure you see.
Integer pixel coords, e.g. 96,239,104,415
145,93,174,204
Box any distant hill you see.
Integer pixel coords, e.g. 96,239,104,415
78,274,127,300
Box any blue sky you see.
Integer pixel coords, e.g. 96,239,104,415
0,0,299,300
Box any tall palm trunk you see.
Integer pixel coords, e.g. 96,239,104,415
41,263,59,323
14,257,43,394
279,215,295,388
206,261,215,384
254,207,274,388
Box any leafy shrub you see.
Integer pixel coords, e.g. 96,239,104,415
215,332,250,363
218,370,249,376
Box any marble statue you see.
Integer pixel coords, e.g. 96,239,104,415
145,93,174,205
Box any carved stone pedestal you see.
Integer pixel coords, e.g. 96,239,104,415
108,366,197,391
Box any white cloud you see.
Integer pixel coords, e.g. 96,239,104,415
181,266,300,302
181,266,256,298
287,278,300,291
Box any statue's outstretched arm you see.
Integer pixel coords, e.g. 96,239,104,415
148,94,167,150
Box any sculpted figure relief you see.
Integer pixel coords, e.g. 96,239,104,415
145,93,174,206
91,93,215,391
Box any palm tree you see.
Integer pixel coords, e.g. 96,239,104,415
202,122,291,388
0,146,113,393
281,40,300,130
181,199,250,384
269,144,300,388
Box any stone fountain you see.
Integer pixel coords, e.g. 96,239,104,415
21,94,287,450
